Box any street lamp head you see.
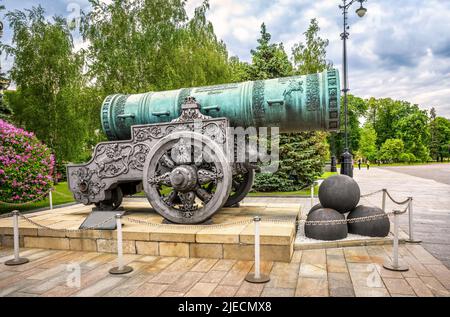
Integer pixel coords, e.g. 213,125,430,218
356,3,367,17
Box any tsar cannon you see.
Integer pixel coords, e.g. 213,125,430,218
67,69,340,224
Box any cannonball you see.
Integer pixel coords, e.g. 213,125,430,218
305,208,348,241
308,203,323,215
318,175,361,213
347,205,390,237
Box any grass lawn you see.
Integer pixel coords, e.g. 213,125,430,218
0,182,75,214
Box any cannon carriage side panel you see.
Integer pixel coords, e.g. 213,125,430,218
68,113,230,209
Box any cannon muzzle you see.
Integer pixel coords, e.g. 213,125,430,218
101,69,340,140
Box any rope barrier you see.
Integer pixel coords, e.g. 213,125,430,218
385,190,411,205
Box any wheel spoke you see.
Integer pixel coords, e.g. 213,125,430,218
178,191,196,211
160,153,175,169
196,187,212,203
197,168,223,185
163,190,178,207
148,172,172,186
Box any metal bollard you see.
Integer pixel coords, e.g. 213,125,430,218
49,190,53,210
109,214,133,275
383,210,409,272
245,216,270,283
5,210,29,266
406,197,422,243
381,189,387,212
310,182,315,210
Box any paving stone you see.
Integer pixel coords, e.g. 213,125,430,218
419,275,450,297
405,277,434,297
130,282,169,297
191,259,219,273
266,262,300,289
353,286,390,297
425,264,450,290
166,271,204,293
220,261,253,286
185,282,217,297
261,287,295,297
103,274,155,297
328,272,355,297
210,285,239,297
382,277,415,296
73,276,126,297
200,270,228,284
295,277,328,297
344,247,372,263
211,259,236,271
235,281,265,297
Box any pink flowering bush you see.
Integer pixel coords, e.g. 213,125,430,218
0,119,55,203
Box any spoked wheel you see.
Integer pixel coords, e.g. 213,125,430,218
94,187,123,210
143,131,232,224
224,169,255,207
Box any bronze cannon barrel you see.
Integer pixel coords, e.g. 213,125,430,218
101,69,340,140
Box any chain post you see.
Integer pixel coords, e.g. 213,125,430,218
245,216,270,283
49,190,53,210
383,210,408,272
381,188,387,212
406,197,422,244
310,182,315,210
5,210,29,266
109,213,133,275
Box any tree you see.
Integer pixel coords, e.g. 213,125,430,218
328,94,367,157
358,123,377,161
2,6,88,162
430,115,450,161
247,21,330,191
367,97,431,162
228,56,251,83
379,138,404,162
248,23,292,80
80,0,231,95
292,18,332,74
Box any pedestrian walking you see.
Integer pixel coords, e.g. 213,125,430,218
367,160,370,170
358,159,361,170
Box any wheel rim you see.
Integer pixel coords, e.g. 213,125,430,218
224,169,255,207
143,131,231,224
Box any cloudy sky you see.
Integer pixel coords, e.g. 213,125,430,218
1,0,450,117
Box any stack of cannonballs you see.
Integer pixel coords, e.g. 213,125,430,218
305,175,390,241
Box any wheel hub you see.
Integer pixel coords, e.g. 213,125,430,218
169,165,197,192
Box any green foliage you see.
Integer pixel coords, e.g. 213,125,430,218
248,23,292,80
367,97,431,162
328,94,368,156
228,56,251,83
358,123,377,161
248,21,330,191
2,6,88,162
80,0,231,94
0,119,54,203
379,138,404,162
291,18,333,74
429,108,450,161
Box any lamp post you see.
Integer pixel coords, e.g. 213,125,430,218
339,0,367,177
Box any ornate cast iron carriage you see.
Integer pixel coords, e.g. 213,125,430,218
68,69,340,224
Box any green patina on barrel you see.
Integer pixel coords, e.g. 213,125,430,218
101,69,340,140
